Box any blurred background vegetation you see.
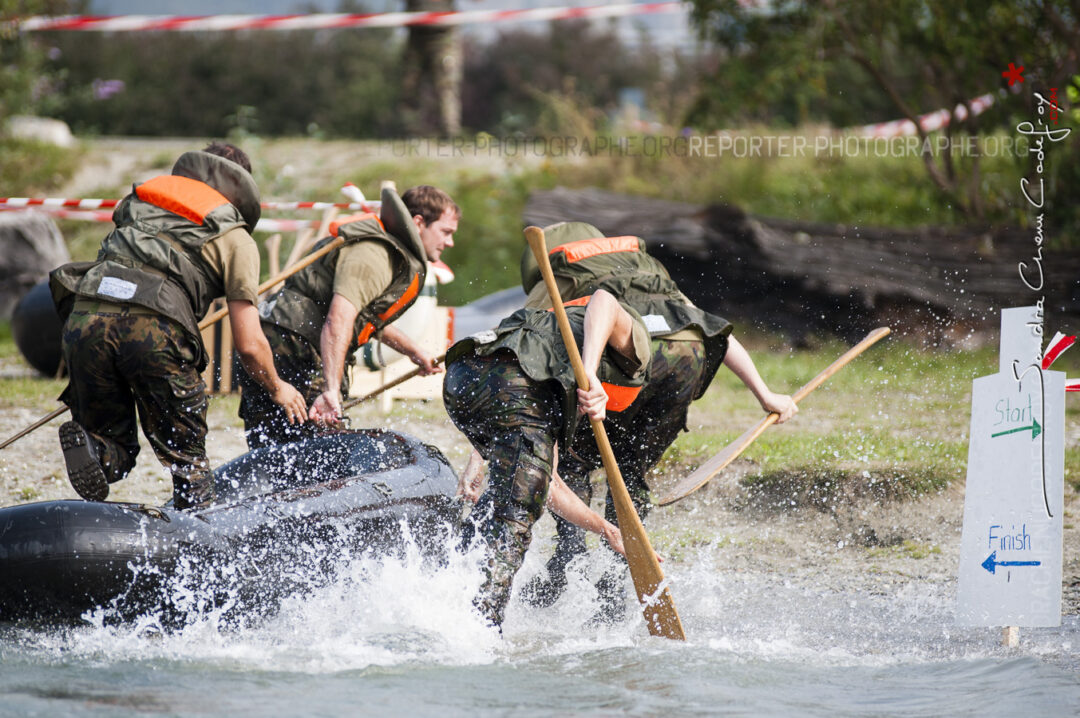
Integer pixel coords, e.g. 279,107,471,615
1,0,1078,306
1,0,1078,498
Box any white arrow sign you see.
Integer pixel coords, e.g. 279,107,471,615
956,306,1064,627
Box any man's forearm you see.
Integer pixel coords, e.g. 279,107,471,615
379,324,421,360
319,324,350,390
546,472,606,535
583,289,637,367
230,300,284,393
722,335,772,402
320,294,361,391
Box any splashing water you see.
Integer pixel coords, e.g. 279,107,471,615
2,522,1079,716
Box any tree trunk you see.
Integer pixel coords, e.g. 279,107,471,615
402,0,462,137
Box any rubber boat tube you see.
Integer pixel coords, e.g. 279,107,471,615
0,429,459,625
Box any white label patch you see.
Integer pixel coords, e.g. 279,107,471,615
97,276,137,300
642,314,671,334
470,329,497,344
258,298,276,319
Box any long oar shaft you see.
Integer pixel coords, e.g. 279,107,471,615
655,327,891,506
198,236,345,330
0,406,68,451
341,353,446,412
524,225,685,641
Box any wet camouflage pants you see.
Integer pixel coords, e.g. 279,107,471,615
443,351,564,625
551,339,707,582
60,310,210,504
235,323,348,449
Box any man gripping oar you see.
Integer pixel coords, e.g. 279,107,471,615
236,184,458,449
443,289,655,629
517,222,796,614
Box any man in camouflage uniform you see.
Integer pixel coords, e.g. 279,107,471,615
516,222,797,618
237,185,458,448
443,289,653,628
49,143,307,510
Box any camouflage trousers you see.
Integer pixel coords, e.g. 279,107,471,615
60,310,211,507
528,339,708,612
235,323,348,450
443,351,563,626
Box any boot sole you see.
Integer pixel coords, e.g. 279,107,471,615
59,421,109,501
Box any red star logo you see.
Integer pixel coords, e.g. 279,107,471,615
1002,62,1025,86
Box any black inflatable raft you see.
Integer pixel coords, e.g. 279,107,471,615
0,429,459,625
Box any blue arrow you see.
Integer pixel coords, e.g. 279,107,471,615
981,551,1041,574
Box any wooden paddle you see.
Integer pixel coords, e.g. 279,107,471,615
0,237,347,452
655,327,891,506
199,235,345,329
524,225,686,641
341,352,446,412
0,406,68,451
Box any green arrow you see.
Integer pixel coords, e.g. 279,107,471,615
991,419,1041,439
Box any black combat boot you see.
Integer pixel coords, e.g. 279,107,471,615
59,420,109,501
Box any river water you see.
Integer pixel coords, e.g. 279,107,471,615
2,528,1079,717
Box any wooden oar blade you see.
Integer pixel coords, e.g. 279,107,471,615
655,415,775,505
656,327,891,506
619,518,686,639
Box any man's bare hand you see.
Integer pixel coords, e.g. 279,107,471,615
410,350,444,376
600,522,663,564
271,382,308,425
576,370,608,421
457,449,486,503
761,391,798,424
309,389,343,425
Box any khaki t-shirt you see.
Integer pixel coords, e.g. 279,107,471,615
200,227,261,305
332,240,394,312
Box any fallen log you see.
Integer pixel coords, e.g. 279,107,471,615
524,187,1080,346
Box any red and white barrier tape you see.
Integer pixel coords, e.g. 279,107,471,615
0,197,118,210
1041,333,1079,394
854,93,999,138
1042,332,1076,370
17,3,685,33
0,205,324,233
0,197,380,212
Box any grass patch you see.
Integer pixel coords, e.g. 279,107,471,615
1068,447,1080,493
0,374,66,410
207,393,244,429
651,339,1021,502
649,525,733,561
867,540,943,560
0,322,18,360
739,466,951,514
0,138,82,195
